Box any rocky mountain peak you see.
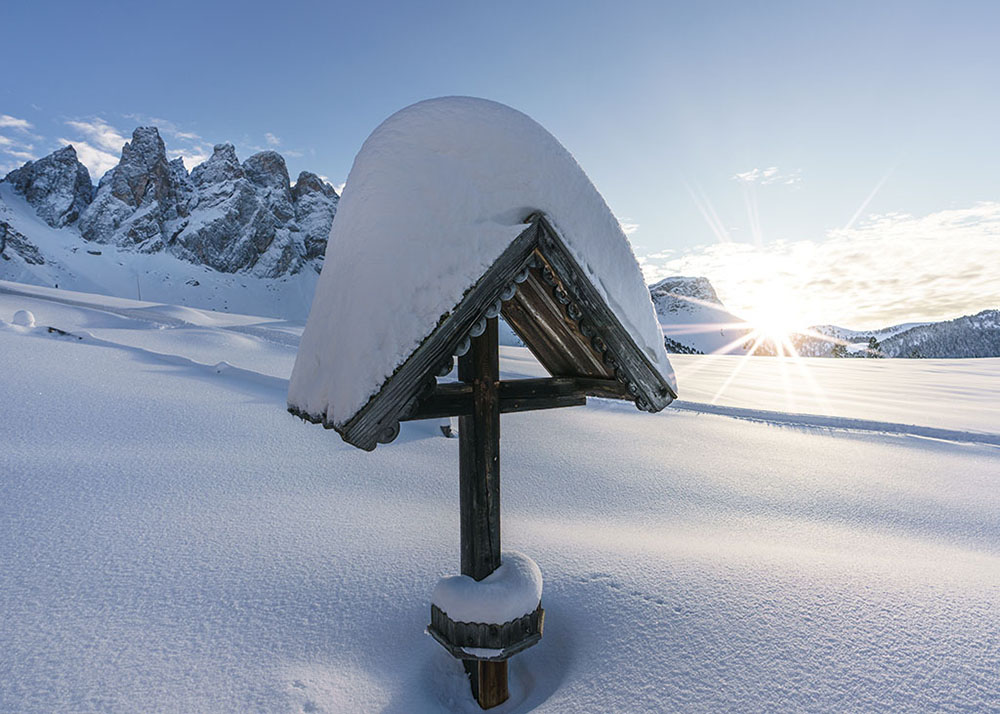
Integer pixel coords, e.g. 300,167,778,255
243,151,290,191
3,145,93,227
649,276,723,308
191,143,244,186
292,171,338,200
108,126,173,208
291,171,339,262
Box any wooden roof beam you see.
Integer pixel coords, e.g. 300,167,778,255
402,377,627,421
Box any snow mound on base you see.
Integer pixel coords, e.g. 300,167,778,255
12,309,35,327
288,96,674,428
432,551,542,624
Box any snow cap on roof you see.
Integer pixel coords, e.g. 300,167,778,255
288,96,675,428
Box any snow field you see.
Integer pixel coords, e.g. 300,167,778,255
1,288,998,712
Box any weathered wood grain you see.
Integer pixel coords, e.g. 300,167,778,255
401,377,626,421
533,215,676,411
459,318,501,582
427,604,545,662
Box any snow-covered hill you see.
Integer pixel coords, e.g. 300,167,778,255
650,276,751,355
877,309,1000,357
1,284,997,712
0,128,338,319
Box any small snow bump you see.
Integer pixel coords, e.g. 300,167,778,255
12,309,35,327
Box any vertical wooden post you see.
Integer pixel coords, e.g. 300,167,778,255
458,317,508,709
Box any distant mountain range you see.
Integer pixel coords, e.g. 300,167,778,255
2,139,997,356
649,276,1000,359
0,127,337,317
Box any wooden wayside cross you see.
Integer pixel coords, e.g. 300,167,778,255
289,215,677,711
286,99,678,713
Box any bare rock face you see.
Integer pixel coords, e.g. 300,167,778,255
78,127,193,251
174,147,302,276
0,218,45,266
4,146,93,228
649,276,723,313
292,171,339,264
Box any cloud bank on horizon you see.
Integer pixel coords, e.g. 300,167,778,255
640,202,1000,329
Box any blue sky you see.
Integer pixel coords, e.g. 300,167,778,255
3,0,999,326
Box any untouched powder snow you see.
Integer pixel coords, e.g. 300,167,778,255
432,551,543,624
2,286,999,712
289,96,674,429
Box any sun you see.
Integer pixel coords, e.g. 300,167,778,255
741,289,810,350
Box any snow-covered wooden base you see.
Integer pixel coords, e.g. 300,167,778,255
427,603,544,662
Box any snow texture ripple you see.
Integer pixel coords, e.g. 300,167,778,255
1,285,998,712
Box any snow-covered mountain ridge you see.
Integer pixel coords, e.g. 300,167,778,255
0,128,338,318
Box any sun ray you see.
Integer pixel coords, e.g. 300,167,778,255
776,338,796,412
740,182,763,246
710,330,767,404
780,333,834,414
845,166,895,231
684,181,733,244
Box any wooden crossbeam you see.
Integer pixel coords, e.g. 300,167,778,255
402,377,627,422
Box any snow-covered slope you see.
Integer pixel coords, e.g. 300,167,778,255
792,321,931,357
0,127,338,318
0,186,319,319
1,285,998,712
650,276,751,355
877,310,1000,358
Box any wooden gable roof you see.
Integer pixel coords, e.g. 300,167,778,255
289,213,677,451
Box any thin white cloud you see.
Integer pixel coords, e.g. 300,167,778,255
65,118,128,155
265,132,281,147
0,115,33,131
72,114,214,173
733,166,802,186
5,149,35,161
169,149,211,171
617,217,639,236
123,114,202,142
59,138,119,181
641,202,1000,328
0,129,38,170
